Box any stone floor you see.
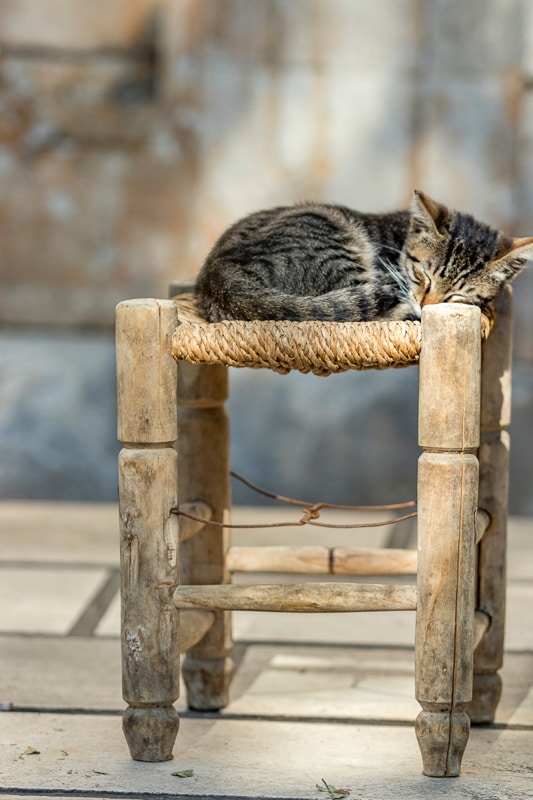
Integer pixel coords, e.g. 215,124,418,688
1,502,533,799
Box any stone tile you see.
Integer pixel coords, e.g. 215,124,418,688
0,635,122,711
94,590,120,637
233,608,416,647
508,687,533,726
508,516,533,581
228,648,418,721
506,583,533,652
0,567,108,635
0,502,118,565
2,712,533,799
228,644,533,727
3,631,532,728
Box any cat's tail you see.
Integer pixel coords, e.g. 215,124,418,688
196,282,420,323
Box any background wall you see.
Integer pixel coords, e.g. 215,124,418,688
1,0,532,511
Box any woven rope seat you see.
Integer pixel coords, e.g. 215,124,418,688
171,293,423,376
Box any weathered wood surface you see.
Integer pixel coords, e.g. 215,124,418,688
180,609,215,653
475,509,491,545
175,281,234,711
418,304,481,452
178,501,213,542
227,546,328,574
469,287,513,724
332,547,417,575
226,545,418,576
415,303,480,777
116,299,178,446
116,299,180,762
173,582,417,613
473,610,491,652
119,448,179,704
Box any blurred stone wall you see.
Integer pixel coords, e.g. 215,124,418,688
0,0,532,511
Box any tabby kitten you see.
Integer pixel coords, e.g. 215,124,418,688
195,190,533,323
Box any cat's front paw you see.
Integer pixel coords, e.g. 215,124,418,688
389,297,421,322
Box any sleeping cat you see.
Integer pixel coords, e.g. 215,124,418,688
195,190,533,323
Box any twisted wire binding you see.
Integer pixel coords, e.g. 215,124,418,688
171,470,417,530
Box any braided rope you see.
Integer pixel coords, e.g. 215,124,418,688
171,293,422,375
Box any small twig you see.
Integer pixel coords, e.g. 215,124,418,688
316,778,350,799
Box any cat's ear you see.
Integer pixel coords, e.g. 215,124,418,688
411,189,450,239
490,236,533,280
411,189,442,232
410,190,449,237
509,236,533,260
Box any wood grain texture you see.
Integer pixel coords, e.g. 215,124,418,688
474,509,491,544
176,329,233,710
180,609,215,652
116,299,178,446
415,452,478,706
418,303,481,451
226,545,418,576
470,287,513,724
116,299,180,762
415,302,481,777
178,501,213,542
173,582,417,613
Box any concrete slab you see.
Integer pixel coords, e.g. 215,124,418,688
508,687,533,727
228,652,418,720
0,567,109,635
508,516,533,582
2,712,533,799
4,633,532,728
506,584,533,651
1,635,123,711
0,501,118,565
94,588,121,637
232,608,416,647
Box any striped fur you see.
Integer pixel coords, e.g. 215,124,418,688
195,191,532,323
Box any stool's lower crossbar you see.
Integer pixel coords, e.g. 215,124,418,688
227,545,418,575
173,582,417,613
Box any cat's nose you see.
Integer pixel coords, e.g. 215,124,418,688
421,292,440,306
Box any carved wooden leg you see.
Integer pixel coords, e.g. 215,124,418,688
116,299,180,761
415,304,481,777
469,287,513,724
178,360,234,710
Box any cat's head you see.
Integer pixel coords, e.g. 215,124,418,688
403,190,533,309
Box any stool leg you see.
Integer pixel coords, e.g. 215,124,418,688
415,305,481,777
116,299,180,761
469,287,513,723
178,361,234,710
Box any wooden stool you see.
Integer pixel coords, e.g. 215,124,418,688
115,282,512,778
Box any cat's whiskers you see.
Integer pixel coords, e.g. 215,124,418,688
381,244,404,257
378,256,411,297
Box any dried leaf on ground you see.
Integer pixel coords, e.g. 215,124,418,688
172,769,194,778
316,778,350,799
